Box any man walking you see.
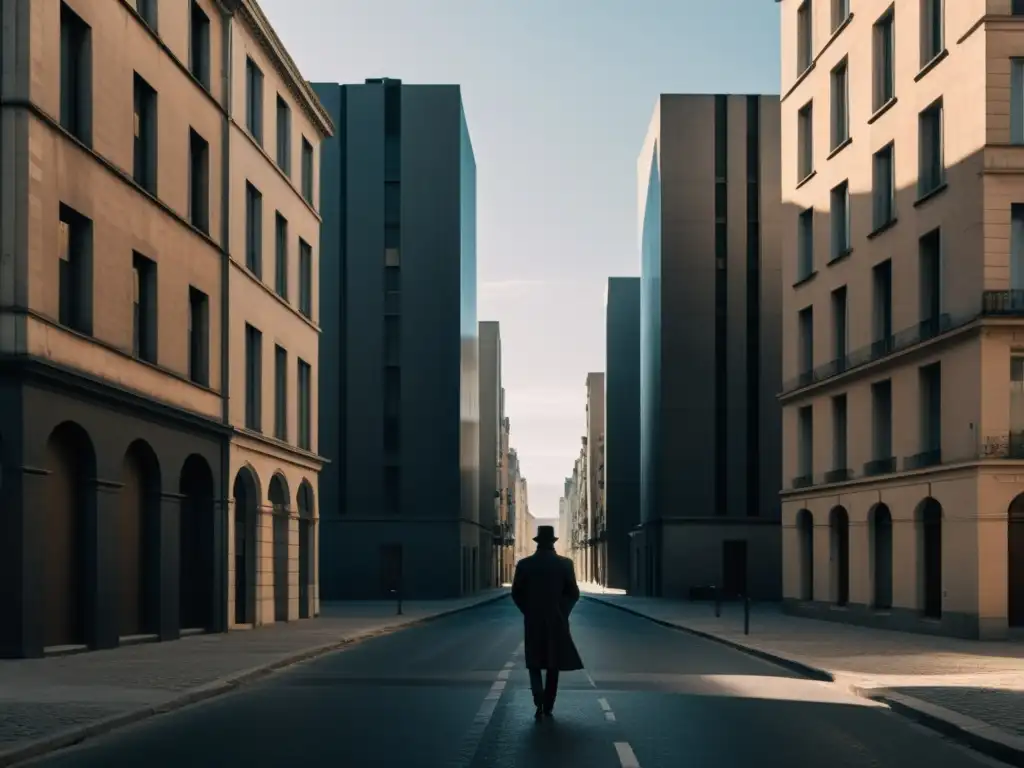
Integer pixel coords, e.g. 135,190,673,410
511,525,583,720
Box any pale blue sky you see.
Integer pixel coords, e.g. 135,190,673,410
260,0,781,520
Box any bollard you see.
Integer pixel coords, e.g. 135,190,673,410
744,596,750,635
391,586,403,616
714,585,721,618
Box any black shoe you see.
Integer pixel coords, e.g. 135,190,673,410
543,707,554,717
534,705,544,720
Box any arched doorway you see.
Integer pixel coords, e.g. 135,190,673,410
44,422,96,648
917,497,943,618
119,440,161,638
796,509,814,601
829,506,850,606
179,454,215,631
870,503,893,609
232,467,260,626
298,480,315,619
269,473,290,623
1010,494,1024,627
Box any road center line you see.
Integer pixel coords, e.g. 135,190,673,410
454,651,520,767
598,698,611,711
614,742,641,767
497,669,510,680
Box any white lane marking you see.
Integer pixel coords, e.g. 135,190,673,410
614,742,640,767
584,670,597,688
504,661,515,668
598,698,611,711
497,669,510,680
455,650,521,766
491,680,506,691
605,711,616,722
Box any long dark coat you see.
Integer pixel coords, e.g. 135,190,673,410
511,547,584,671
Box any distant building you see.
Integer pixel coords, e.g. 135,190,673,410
585,373,605,584
634,93,782,600
313,79,480,599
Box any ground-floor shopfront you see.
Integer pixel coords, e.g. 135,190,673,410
782,464,1024,640
0,363,229,658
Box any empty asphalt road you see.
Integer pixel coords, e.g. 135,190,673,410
23,596,999,767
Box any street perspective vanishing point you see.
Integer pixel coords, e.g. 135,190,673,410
2,0,1024,766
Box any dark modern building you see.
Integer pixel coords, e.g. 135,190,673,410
605,277,641,591
314,79,481,600
632,94,782,600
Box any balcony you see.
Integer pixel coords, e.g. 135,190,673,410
823,467,852,484
863,456,897,477
792,474,814,489
904,448,941,471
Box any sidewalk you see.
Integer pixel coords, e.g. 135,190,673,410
581,586,1024,765
0,588,508,767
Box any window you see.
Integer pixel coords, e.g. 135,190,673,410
872,143,895,230
297,359,311,450
798,306,814,375
137,0,157,30
188,286,209,386
919,229,942,326
797,101,813,181
385,315,400,366
298,239,312,317
58,204,93,335
830,180,850,259
384,466,400,515
244,324,263,431
60,2,92,145
245,57,264,145
797,208,814,280
831,286,848,363
385,182,400,226
920,0,943,67
276,96,291,175
133,73,158,195
385,366,400,417
831,0,850,32
796,1,813,75
872,259,893,349
797,405,813,481
274,345,287,441
1013,60,1024,144
1016,0,1024,13
385,223,400,266
871,379,893,461
919,363,941,453
830,59,849,150
245,182,263,277
189,128,209,234
1013,204,1024,292
832,394,848,470
275,213,288,300
132,252,157,363
918,100,944,196
873,9,895,111
189,1,210,90
301,138,314,204
384,416,400,453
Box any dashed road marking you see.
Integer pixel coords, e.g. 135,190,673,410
497,669,510,680
614,741,640,767
504,661,515,668
453,648,520,766
599,697,616,722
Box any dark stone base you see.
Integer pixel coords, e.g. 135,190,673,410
781,598,999,640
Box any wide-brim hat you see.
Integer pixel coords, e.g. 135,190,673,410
533,525,557,543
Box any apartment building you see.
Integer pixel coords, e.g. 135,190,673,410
584,373,606,584
634,94,783,600
313,79,480,600
479,321,503,587
568,438,588,576
606,277,642,591
0,0,329,658
499,408,513,583
779,0,1024,639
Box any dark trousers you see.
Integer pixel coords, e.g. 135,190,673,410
528,668,560,709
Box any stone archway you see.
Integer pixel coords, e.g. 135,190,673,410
1009,494,1024,628
795,509,814,601
829,506,850,606
916,497,943,619
119,439,161,638
298,480,315,619
179,454,215,631
870,503,893,610
269,473,291,623
232,466,260,626
44,421,96,648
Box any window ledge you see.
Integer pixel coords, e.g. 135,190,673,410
827,136,852,161
914,181,948,208
867,97,898,125
827,248,852,267
793,270,818,289
915,48,949,82
867,217,898,240
795,169,817,190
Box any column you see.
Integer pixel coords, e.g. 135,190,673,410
1,465,49,658
155,491,183,641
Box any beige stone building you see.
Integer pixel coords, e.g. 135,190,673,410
0,0,329,658
779,0,1024,638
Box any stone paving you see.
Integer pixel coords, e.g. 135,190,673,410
580,586,1024,738
0,589,508,755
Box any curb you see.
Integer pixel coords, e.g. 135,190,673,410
583,595,834,682
585,595,1024,765
0,591,510,767
851,686,1024,767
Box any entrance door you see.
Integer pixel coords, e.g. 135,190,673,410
722,540,748,598
380,544,403,596
1010,498,1024,627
